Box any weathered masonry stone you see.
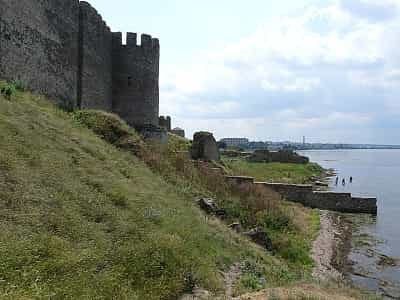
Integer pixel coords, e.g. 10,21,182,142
258,182,378,214
0,0,160,128
191,132,220,161
225,176,378,214
248,150,309,164
0,0,80,109
159,116,171,131
225,176,255,187
309,192,377,214
256,182,313,202
171,127,185,138
78,1,113,110
112,33,160,127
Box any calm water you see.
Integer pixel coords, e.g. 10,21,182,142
300,149,400,297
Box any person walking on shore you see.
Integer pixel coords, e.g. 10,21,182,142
342,178,346,186
335,177,339,185
350,176,353,183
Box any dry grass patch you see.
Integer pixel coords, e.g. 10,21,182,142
238,284,379,300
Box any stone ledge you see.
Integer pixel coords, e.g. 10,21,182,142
225,176,378,214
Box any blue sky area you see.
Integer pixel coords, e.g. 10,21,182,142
88,0,400,144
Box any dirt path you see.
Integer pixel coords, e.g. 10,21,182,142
225,263,242,299
180,210,354,299
312,210,346,281
235,284,358,300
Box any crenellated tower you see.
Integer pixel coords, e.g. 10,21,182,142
112,32,160,127
0,0,162,131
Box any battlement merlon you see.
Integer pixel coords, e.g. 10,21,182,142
126,32,137,46
112,32,123,48
141,34,160,50
112,32,159,50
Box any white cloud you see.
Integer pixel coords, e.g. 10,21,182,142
160,0,400,143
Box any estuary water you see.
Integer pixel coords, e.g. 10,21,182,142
300,150,400,298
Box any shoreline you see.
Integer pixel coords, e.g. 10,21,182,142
309,163,400,299
312,210,400,299
311,165,353,283
312,210,352,283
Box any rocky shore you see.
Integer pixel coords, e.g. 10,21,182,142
312,210,353,282
312,210,400,299
310,167,400,299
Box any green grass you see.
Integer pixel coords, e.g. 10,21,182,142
0,83,379,300
0,84,315,299
71,109,318,290
220,156,323,272
223,157,324,184
258,205,320,270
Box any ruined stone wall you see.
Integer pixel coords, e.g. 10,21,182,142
171,128,185,138
260,182,377,214
308,192,377,214
0,0,80,108
112,33,160,127
78,1,113,110
226,177,378,214
248,150,309,164
257,182,313,202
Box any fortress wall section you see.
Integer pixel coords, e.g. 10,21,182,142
78,2,113,110
0,0,80,109
309,192,377,214
112,33,160,127
258,182,313,203
225,177,377,214
159,116,171,131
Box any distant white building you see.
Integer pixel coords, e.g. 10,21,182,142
220,138,249,147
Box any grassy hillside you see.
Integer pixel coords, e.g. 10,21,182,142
0,83,305,299
0,82,378,299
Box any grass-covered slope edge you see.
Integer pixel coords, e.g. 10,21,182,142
0,83,380,300
0,83,298,299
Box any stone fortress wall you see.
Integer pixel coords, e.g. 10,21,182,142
0,0,160,127
78,1,113,111
225,176,378,214
0,0,80,108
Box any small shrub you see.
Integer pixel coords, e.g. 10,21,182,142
273,235,313,267
11,79,26,91
236,260,268,294
240,273,262,291
73,110,136,144
108,191,128,208
0,82,16,99
257,208,294,232
167,133,191,152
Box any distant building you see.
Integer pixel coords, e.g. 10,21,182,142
171,127,185,138
220,138,249,147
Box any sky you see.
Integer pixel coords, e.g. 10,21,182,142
87,0,400,144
